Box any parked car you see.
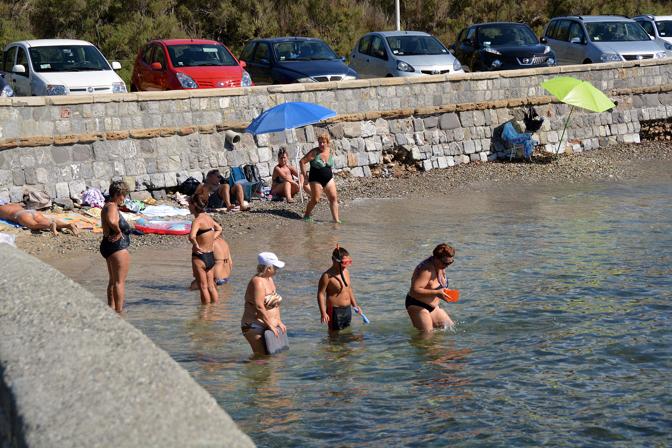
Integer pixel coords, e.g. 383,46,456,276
131,39,252,91
0,73,14,97
543,15,668,64
349,31,463,78
239,37,357,84
632,15,672,51
451,22,556,71
0,39,126,96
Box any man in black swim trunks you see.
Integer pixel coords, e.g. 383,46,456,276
317,246,363,333
204,169,249,211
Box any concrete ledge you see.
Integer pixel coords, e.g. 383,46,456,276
0,245,254,448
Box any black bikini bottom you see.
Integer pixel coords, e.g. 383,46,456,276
192,251,215,271
309,166,333,188
405,294,435,313
328,305,352,331
100,234,130,259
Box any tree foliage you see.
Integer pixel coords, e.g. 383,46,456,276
1,0,668,84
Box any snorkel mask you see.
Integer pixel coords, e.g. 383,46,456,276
332,244,351,286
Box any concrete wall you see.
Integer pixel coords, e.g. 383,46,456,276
0,244,254,448
1,59,671,201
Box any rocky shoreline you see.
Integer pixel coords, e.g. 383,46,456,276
11,141,672,260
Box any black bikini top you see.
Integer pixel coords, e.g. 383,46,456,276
196,227,214,236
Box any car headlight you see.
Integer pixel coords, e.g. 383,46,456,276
600,53,622,62
452,59,462,71
46,84,67,95
296,77,317,83
396,60,414,72
241,70,252,87
112,82,127,93
1,84,14,97
544,45,552,54
341,75,357,80
547,57,556,65
654,51,667,59
176,72,198,89
483,47,502,55
491,59,502,69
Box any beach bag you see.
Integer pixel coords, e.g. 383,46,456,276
178,177,201,196
523,106,544,133
243,164,262,185
23,188,52,210
81,188,106,208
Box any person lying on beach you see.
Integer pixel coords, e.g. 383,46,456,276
204,169,249,212
271,147,308,203
317,245,362,333
0,201,80,236
241,252,287,355
189,185,223,305
405,243,456,332
189,236,232,290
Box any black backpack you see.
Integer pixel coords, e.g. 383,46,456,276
178,176,201,196
243,164,262,184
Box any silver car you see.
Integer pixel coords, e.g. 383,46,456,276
633,15,672,52
543,15,668,64
349,31,463,78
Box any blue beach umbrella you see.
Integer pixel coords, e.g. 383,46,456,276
245,101,336,135
246,101,337,203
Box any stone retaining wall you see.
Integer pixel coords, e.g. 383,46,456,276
1,60,671,201
0,244,254,447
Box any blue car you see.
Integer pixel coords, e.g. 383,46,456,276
239,37,358,85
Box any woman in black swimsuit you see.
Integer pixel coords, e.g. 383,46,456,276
189,185,223,305
299,133,341,223
406,243,456,332
101,181,132,313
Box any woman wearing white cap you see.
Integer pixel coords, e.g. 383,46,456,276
241,252,287,355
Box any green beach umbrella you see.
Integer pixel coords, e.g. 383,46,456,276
542,76,616,153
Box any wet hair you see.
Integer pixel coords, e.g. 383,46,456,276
108,180,130,201
332,246,350,262
433,243,455,259
278,147,288,158
317,133,331,144
190,184,210,213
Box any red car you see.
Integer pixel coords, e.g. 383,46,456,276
131,39,252,91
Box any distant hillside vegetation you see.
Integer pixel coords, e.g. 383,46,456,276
1,0,668,83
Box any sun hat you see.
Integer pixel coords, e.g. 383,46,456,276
258,252,285,269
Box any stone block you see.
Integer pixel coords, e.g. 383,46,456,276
350,167,364,177
422,159,433,171
130,191,152,201
10,186,23,202
68,180,87,199
55,182,70,199
365,138,376,152
53,197,74,210
0,169,10,187
437,156,448,169
463,140,476,154
446,156,455,167
469,153,480,162
374,118,389,134
479,152,488,162
342,122,362,138
12,170,25,186
361,121,376,138
254,133,270,147
152,189,167,200
258,147,272,163
439,113,460,130
473,110,486,126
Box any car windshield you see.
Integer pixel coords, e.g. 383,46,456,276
28,45,110,72
385,35,448,55
167,44,238,67
477,24,538,46
273,40,338,61
656,20,672,37
585,22,651,42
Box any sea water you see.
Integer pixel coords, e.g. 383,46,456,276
53,179,672,447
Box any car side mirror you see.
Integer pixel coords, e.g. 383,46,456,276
111,61,121,70
150,62,162,70
11,64,25,74
239,60,247,68
650,35,655,40
341,56,346,62
540,37,548,44
570,37,582,44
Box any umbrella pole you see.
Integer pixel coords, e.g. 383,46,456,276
556,105,574,155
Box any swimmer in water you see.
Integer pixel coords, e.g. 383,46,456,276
317,245,363,333
405,243,456,332
190,237,232,290
189,185,222,305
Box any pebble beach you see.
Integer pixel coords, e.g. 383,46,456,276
12,140,672,260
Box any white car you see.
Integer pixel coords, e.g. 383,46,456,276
1,39,127,96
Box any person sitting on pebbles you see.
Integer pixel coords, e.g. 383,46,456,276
204,169,250,212
271,147,308,203
0,200,80,236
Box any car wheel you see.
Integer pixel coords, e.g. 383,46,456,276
386,74,393,77
583,59,592,64
130,84,138,92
